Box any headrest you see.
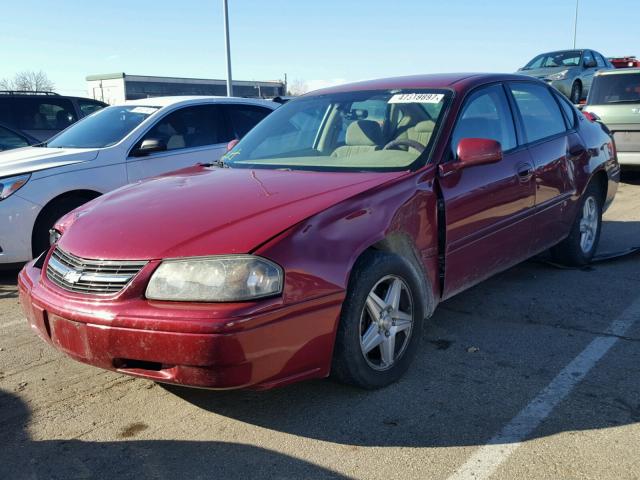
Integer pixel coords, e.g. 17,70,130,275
346,120,383,146
414,120,436,133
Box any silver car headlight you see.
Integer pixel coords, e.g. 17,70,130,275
546,69,569,81
0,173,30,201
146,255,283,302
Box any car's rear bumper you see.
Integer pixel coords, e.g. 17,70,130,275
617,151,640,166
18,260,344,390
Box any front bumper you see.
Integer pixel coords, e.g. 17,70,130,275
617,152,640,166
0,194,40,264
18,259,344,389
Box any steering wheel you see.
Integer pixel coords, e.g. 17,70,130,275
383,139,426,153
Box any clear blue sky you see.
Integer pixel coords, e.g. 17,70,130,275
1,0,637,95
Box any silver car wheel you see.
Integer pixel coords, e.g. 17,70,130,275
359,275,414,371
579,196,598,253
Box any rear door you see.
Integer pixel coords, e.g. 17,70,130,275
126,104,234,182
507,82,579,251
439,83,536,299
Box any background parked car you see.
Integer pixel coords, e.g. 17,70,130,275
609,56,640,69
518,49,613,103
0,91,107,142
583,68,640,166
0,123,38,151
0,96,278,265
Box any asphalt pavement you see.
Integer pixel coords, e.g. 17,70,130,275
1,172,639,480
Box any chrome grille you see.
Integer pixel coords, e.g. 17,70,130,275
46,247,147,295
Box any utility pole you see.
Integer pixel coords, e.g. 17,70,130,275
223,0,233,96
572,0,579,49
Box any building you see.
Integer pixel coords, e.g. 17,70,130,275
86,73,286,104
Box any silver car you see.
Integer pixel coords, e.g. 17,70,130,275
517,49,613,103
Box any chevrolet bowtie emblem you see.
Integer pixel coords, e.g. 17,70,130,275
63,270,83,284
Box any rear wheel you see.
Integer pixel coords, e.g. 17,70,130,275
331,251,425,389
551,182,602,266
570,82,582,104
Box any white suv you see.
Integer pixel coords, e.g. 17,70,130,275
0,96,278,264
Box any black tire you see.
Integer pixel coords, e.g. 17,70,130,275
570,82,582,104
331,250,426,389
551,182,603,267
31,195,95,257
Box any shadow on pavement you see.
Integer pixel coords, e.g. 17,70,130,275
0,390,347,480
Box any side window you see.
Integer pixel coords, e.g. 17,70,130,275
509,83,567,143
583,50,595,67
226,105,272,138
451,84,517,155
78,99,106,117
552,91,577,129
15,98,77,130
595,53,606,68
138,105,233,152
0,126,29,150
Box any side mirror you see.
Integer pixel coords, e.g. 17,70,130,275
226,138,240,152
439,138,503,177
131,138,166,157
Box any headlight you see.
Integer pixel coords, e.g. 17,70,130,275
546,70,569,81
146,255,283,302
0,173,30,201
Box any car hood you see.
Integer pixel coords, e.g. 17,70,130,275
57,166,407,260
0,146,99,178
518,66,577,79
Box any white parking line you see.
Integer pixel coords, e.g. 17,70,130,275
448,295,640,480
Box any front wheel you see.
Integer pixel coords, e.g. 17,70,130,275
331,251,426,389
551,182,602,266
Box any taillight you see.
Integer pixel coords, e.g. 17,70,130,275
582,110,601,122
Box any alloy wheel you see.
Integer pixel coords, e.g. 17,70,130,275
579,196,598,253
359,275,414,371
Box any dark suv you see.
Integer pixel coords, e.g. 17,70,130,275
0,91,107,142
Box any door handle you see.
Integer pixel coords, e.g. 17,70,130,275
516,162,533,182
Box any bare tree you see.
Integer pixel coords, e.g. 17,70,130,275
287,79,308,96
0,70,55,92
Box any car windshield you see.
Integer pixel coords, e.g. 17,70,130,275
589,73,640,105
224,89,450,171
46,105,159,148
523,51,582,70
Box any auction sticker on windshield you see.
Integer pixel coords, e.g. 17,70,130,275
130,107,158,115
389,93,444,104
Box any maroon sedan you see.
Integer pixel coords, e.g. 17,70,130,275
19,74,619,390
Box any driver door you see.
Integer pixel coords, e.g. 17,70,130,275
438,84,536,299
127,104,233,182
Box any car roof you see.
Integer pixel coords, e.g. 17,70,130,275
119,96,278,109
305,73,537,96
596,67,640,76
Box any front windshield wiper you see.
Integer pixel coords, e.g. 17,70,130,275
199,158,230,168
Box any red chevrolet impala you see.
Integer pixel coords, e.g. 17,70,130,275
18,74,619,390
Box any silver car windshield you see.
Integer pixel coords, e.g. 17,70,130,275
523,51,582,70
46,106,159,149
